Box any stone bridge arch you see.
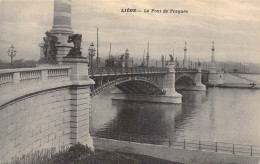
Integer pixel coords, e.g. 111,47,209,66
175,73,196,85
175,69,206,91
90,76,165,98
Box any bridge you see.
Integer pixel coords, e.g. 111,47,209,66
0,58,209,162
89,66,208,98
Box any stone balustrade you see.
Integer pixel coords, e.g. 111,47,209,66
0,67,71,87
0,72,13,85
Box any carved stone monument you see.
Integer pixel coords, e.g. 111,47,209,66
39,0,74,64
65,34,86,58
39,31,59,64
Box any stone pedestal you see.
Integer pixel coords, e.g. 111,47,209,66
62,58,89,80
62,57,95,150
39,34,73,65
163,62,182,104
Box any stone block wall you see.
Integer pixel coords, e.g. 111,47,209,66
208,72,224,85
69,86,93,149
0,87,73,163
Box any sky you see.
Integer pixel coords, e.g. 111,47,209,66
0,0,260,63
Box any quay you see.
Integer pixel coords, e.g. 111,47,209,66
92,132,260,164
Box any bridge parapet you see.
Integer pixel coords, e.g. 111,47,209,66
0,66,72,109
0,66,71,88
175,68,209,74
175,68,198,72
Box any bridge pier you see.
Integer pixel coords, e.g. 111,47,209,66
175,67,206,91
208,67,224,86
163,61,182,104
192,67,206,91
62,57,95,150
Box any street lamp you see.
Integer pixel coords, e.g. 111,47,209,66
161,55,164,69
125,48,129,68
88,43,96,68
7,45,16,64
146,53,149,67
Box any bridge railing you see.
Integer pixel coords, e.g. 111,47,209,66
175,68,198,72
88,67,169,76
92,131,260,157
0,67,71,88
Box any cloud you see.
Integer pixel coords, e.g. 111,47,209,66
0,0,259,64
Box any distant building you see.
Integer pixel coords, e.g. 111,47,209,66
105,56,124,67
233,69,238,73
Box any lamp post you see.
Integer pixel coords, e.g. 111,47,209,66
7,45,16,64
146,52,150,68
146,54,149,67
161,55,164,69
96,28,99,67
146,42,150,67
88,43,96,68
125,48,129,68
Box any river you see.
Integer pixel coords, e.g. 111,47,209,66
91,87,260,146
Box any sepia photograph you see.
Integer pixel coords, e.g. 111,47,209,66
0,0,260,163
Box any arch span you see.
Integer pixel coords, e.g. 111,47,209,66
90,76,165,97
175,73,195,85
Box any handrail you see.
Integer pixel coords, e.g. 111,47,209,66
175,68,198,72
92,131,260,157
88,67,209,76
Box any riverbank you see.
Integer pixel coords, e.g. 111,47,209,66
207,83,260,89
95,150,181,164
8,143,181,164
207,73,260,89
94,137,260,164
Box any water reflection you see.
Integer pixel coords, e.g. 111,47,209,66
91,87,260,145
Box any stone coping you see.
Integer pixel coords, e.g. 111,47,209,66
0,66,71,74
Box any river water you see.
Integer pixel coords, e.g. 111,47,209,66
91,87,260,146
